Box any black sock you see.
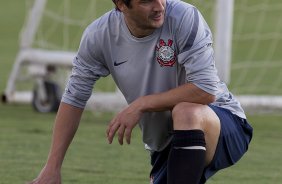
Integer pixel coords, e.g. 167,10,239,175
167,129,206,184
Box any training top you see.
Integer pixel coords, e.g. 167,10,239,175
62,0,246,151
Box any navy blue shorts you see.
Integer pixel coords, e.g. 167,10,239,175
150,105,253,184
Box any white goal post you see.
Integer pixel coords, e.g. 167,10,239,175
214,0,282,113
2,0,282,113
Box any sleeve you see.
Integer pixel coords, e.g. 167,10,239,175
61,26,110,108
176,7,220,95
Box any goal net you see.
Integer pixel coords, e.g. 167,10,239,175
3,0,282,113
229,0,282,113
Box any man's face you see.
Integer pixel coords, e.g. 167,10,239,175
119,0,166,37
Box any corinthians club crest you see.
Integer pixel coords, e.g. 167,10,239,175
156,39,176,67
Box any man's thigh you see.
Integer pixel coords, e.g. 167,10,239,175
201,105,253,183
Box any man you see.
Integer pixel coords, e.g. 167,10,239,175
29,0,253,183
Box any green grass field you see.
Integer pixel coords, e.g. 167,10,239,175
1,103,282,184
1,1,282,184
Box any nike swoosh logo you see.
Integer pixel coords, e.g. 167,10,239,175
114,60,128,66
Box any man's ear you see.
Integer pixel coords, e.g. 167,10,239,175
116,0,126,12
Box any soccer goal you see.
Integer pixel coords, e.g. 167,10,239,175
229,0,282,113
2,0,126,112
2,0,282,113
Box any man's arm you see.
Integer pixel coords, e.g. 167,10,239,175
107,83,215,145
136,83,215,112
29,102,83,184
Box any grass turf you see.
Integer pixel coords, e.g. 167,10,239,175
1,103,282,183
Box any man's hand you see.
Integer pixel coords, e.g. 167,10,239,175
106,101,143,145
27,166,61,184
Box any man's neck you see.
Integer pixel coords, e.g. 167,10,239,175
124,17,155,38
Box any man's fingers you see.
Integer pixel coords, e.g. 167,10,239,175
106,117,117,135
106,122,113,137
107,121,120,144
107,112,137,145
107,122,133,145
125,128,132,144
117,125,125,145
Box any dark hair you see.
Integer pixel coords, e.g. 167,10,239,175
112,0,132,11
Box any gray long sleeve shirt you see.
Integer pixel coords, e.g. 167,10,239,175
62,0,246,151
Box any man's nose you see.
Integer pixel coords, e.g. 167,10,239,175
153,0,165,12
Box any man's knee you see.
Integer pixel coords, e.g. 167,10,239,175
172,102,205,130
172,103,221,164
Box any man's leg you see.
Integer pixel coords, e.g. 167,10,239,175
167,102,220,184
